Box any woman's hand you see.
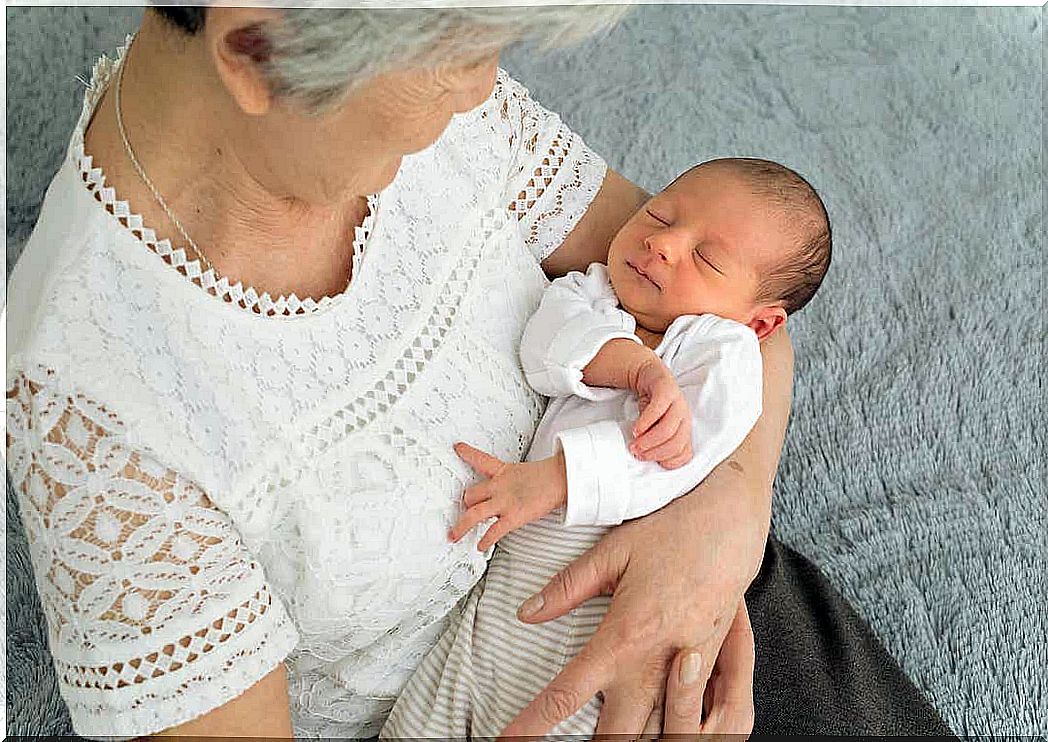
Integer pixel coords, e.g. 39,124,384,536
497,461,769,739
639,600,756,739
447,442,568,550
629,355,693,470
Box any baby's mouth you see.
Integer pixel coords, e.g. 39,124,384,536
627,260,660,289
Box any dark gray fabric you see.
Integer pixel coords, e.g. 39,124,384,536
748,536,954,736
5,6,144,275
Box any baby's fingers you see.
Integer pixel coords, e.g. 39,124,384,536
477,517,514,551
660,445,693,470
631,412,681,458
633,393,672,439
462,483,491,508
454,441,507,479
632,383,674,440
448,500,499,542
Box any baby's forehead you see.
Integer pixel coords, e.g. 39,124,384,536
661,170,780,228
667,176,803,261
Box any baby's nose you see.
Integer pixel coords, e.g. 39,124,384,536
645,236,673,262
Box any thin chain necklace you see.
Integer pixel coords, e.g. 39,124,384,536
113,38,219,279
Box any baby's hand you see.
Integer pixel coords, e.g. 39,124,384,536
448,442,568,550
630,357,693,470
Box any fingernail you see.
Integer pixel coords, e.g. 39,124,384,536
518,593,544,619
680,651,702,685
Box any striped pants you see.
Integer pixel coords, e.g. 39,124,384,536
381,516,609,740
381,531,957,739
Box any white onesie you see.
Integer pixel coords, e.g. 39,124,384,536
381,262,763,740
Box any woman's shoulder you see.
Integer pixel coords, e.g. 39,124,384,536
6,152,240,499
8,154,114,362
432,68,561,173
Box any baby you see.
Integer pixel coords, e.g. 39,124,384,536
381,157,832,740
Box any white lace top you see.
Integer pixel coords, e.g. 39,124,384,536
5,37,606,740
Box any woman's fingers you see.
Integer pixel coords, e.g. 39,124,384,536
515,541,620,623
639,698,663,741
454,441,506,478
501,541,629,737
499,640,614,739
662,649,708,737
698,601,755,737
593,687,655,739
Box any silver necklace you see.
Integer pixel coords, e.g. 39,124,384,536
114,39,219,279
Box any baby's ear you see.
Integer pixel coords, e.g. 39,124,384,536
747,306,787,342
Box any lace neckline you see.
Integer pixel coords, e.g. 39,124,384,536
70,33,378,319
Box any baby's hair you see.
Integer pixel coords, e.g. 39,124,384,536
684,157,832,315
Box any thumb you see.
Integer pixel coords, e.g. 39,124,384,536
517,541,620,623
454,441,506,478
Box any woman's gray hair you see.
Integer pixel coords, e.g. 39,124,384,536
152,4,629,116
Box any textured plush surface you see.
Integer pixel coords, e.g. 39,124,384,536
5,5,1044,737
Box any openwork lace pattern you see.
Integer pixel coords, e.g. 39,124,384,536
5,369,298,738
304,210,506,451
497,73,607,264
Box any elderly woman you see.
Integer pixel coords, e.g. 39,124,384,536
6,5,952,740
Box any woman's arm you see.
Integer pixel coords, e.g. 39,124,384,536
540,168,649,279
6,375,300,740
154,665,293,738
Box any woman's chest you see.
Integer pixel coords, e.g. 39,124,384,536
181,191,551,545
237,214,553,640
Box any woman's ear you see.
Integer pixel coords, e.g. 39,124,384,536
205,6,283,117
747,305,787,342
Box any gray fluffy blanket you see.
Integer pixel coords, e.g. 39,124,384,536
5,5,1044,736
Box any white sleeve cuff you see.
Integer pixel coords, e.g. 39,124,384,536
555,420,632,526
66,584,299,740
530,327,640,401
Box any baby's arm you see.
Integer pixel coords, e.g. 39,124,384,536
521,264,690,466
448,316,763,544
557,315,764,526
581,337,697,470
519,264,641,400
447,443,569,551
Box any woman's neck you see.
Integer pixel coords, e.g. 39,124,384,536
83,14,371,299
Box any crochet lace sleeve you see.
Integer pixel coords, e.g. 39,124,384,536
498,72,608,264
5,370,299,740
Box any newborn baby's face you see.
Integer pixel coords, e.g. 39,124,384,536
607,164,787,333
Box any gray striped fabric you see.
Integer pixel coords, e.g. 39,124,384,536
381,514,613,740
